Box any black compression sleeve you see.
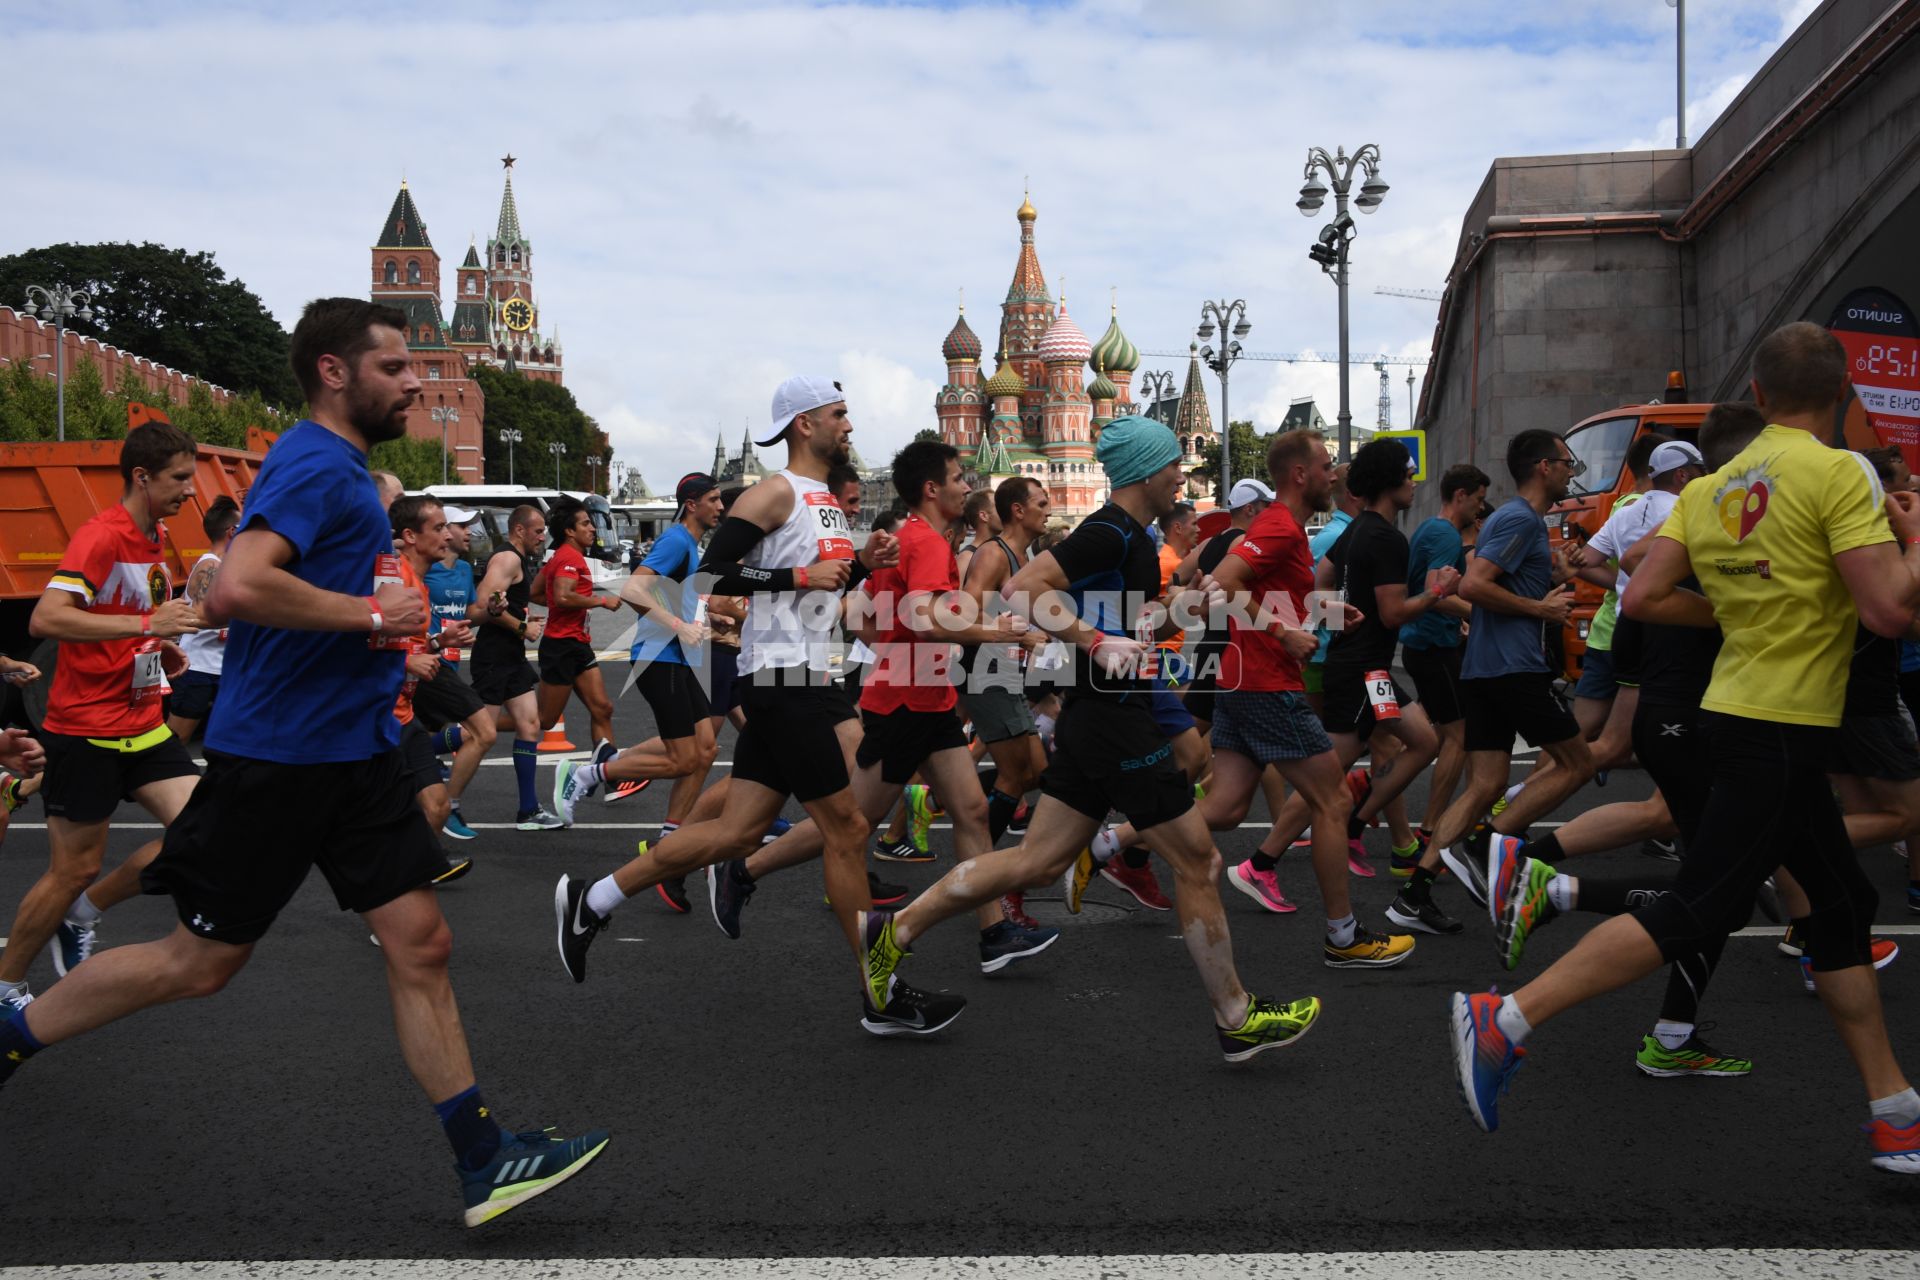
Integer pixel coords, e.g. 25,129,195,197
846,556,871,592
699,516,797,594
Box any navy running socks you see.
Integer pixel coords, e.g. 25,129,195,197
512,739,540,814
434,1085,504,1171
0,1009,44,1087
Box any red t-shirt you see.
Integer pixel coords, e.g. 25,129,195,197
859,514,960,716
1221,503,1313,693
43,503,173,737
544,543,594,642
393,556,432,726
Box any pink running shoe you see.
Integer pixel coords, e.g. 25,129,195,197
1347,838,1375,878
1227,860,1297,913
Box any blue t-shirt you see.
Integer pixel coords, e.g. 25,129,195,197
1306,510,1353,665
629,523,703,667
1400,516,1466,651
1461,496,1553,679
424,557,475,668
205,422,405,764
1902,640,1920,676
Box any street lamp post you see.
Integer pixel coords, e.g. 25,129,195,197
585,454,603,495
499,428,523,484
23,283,95,442
549,441,567,490
1196,300,1251,500
429,402,461,485
1135,369,1177,422
1297,143,1389,463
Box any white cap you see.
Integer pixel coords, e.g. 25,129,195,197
1648,440,1704,478
440,504,479,523
1227,478,1276,510
762,375,845,447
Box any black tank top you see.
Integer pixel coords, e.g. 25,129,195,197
473,546,536,663
957,537,1025,676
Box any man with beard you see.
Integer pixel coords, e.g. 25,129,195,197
0,300,610,1227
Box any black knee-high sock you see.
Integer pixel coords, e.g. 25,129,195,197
986,788,1021,842
978,766,999,795
1657,935,1725,1026
1521,832,1564,863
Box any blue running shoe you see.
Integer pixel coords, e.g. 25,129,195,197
1450,989,1527,1133
761,816,792,845
460,1125,611,1227
443,810,478,841
50,919,96,978
978,919,1060,974
1485,835,1529,927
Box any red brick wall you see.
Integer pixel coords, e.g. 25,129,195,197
0,305,238,408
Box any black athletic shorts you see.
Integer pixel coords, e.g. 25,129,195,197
1401,644,1464,726
141,746,447,945
40,728,200,824
638,661,713,740
411,662,485,732
1460,671,1580,753
854,706,969,785
538,635,599,686
169,670,220,722
709,645,741,718
1610,615,1645,688
400,720,444,794
731,679,859,803
469,652,538,707
1040,695,1193,833
1827,707,1920,783
1633,697,1710,843
1319,659,1412,740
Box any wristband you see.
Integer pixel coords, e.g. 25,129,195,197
516,620,528,637
795,565,809,590
366,597,384,634
141,614,153,637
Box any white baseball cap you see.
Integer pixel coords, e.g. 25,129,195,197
440,504,479,523
1648,440,1704,478
1227,478,1276,510
762,375,846,447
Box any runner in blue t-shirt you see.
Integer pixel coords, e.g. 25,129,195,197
0,298,609,1228
416,507,494,841
555,474,725,845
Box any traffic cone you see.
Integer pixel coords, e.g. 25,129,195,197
537,724,577,752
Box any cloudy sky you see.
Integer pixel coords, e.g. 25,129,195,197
8,0,1818,490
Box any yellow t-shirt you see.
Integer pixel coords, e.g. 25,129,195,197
1659,424,1891,727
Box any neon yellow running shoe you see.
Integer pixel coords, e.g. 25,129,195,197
1218,995,1322,1062
1062,847,1098,914
1492,851,1557,972
858,910,907,1012
1634,1028,1753,1078
906,783,936,854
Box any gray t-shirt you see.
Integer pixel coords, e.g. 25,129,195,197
1461,496,1553,679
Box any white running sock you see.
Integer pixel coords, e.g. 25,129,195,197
1326,914,1357,949
1089,828,1120,865
576,762,603,792
1870,1087,1920,1126
1494,995,1533,1046
0,978,25,1000
1503,782,1525,806
1653,1019,1693,1050
585,875,629,919
67,891,103,927
1546,874,1577,913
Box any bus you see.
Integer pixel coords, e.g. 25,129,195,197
419,484,626,585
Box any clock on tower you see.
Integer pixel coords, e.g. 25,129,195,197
503,297,534,332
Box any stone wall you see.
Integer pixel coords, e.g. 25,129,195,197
0,305,238,408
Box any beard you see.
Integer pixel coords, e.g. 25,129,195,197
347,375,412,444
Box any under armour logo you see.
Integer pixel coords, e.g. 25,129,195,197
6,1050,20,1063
1659,723,1685,737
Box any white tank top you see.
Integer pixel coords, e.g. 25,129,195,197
178,552,226,676
740,469,854,675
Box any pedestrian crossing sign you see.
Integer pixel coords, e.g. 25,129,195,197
1376,429,1427,482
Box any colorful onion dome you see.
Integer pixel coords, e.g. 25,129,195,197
983,357,1027,397
942,310,982,361
1087,371,1118,402
1091,310,1139,374
1036,301,1091,365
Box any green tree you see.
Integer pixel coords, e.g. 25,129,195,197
0,242,302,408
913,427,941,444
474,364,612,489
369,435,455,490
1194,420,1270,502
0,358,56,440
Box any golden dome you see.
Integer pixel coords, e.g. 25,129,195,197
1017,192,1037,222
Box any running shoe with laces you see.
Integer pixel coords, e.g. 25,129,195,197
656,876,691,914
1799,940,1901,993
761,817,793,844
1634,1026,1752,1078
590,738,618,769
868,871,908,907
707,858,755,938
0,773,22,814
1062,847,1099,913
1385,891,1461,935
858,910,909,1012
1492,855,1557,972
860,975,967,1037
1226,860,1296,914
517,807,565,832
459,1125,612,1228
1218,995,1322,1063
1440,842,1490,909
443,809,479,841
49,919,97,978
1450,988,1526,1132
1642,836,1680,861
603,779,648,805
552,874,607,983
552,759,597,827
0,985,31,1015
905,783,938,854
1486,834,1529,921
1345,767,1373,823
1101,854,1172,911
1324,924,1415,969
1002,893,1041,930
979,918,1060,973
432,856,474,886
873,836,933,864
1866,1114,1920,1174
1390,831,1429,878
1346,837,1375,879
1006,802,1031,837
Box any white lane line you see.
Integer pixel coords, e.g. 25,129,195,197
3,1250,1911,1280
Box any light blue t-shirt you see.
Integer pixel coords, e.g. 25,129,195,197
1460,496,1554,679
1400,516,1466,651
423,557,475,668
1306,509,1354,665
629,523,703,667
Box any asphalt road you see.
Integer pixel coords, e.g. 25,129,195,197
1,609,1915,1265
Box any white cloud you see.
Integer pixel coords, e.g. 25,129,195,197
1,0,1811,486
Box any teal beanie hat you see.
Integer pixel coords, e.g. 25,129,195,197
1097,415,1183,490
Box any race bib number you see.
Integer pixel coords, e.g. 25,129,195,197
804,492,854,561
1364,669,1401,720
131,640,169,708
1134,613,1160,680
370,554,413,651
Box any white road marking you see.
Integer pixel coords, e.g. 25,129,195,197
2,1251,1912,1280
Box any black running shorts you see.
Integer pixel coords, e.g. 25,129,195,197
410,662,486,732
142,746,448,945
469,653,538,707
854,706,968,785
1460,671,1579,753
400,720,444,795
1040,695,1193,833
1826,708,1920,783
538,635,599,686
1319,659,1413,740
168,670,220,722
637,661,713,741
1401,644,1464,726
40,728,200,824
731,679,858,803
